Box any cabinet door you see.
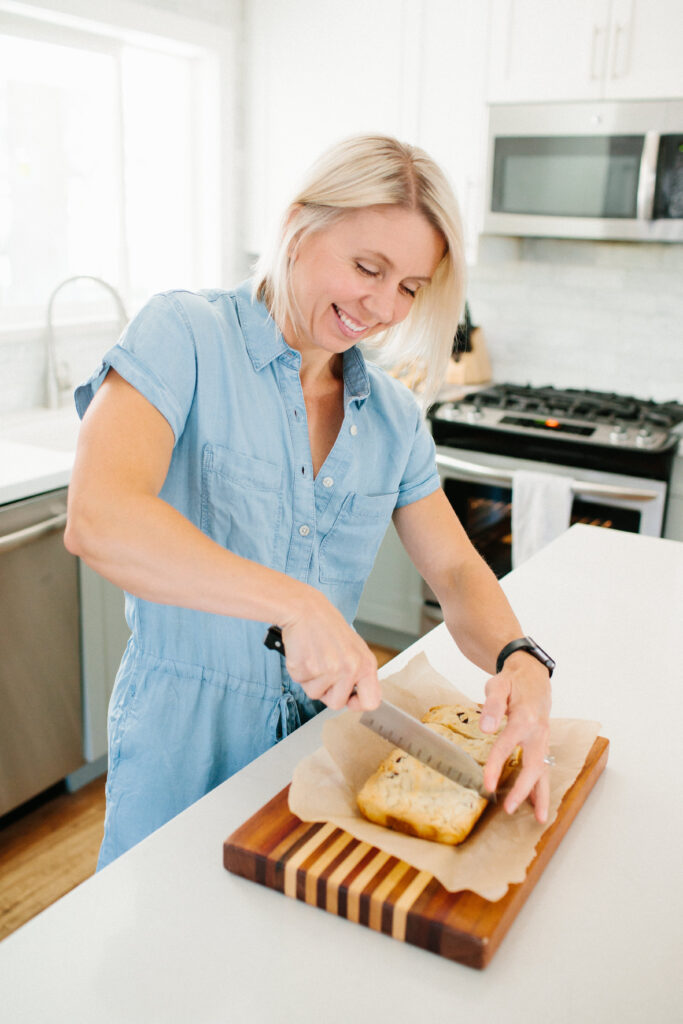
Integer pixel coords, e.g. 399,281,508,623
604,0,683,100
488,0,611,103
355,522,424,638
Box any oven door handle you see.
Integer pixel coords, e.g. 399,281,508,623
435,454,659,502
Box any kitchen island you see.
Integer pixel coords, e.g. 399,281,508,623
0,524,681,1023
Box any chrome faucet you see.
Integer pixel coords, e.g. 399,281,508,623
45,275,128,409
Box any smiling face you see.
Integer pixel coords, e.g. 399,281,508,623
284,205,445,363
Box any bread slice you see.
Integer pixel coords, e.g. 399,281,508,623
356,703,520,846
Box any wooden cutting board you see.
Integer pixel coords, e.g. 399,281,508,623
224,736,608,969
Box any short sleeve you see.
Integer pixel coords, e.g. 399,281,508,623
74,292,198,443
395,409,441,508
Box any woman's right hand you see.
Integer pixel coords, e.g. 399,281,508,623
277,595,381,712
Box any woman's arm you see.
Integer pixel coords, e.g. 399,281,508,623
393,488,552,822
65,370,380,710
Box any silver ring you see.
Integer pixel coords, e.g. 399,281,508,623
543,754,556,767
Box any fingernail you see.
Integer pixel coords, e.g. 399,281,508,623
480,715,495,732
507,800,518,814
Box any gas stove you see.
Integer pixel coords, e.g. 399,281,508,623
429,384,683,481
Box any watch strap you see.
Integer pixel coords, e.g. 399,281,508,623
496,636,555,677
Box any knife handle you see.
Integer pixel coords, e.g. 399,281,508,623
264,625,285,655
263,625,360,699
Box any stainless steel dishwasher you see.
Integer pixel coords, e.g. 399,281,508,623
0,488,83,816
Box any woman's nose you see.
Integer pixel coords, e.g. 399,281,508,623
364,283,396,325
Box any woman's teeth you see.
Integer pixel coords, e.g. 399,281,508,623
333,304,366,334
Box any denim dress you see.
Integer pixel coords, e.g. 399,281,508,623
75,281,440,867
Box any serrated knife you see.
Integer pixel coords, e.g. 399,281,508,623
263,625,493,801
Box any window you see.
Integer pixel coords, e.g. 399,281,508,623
0,10,222,330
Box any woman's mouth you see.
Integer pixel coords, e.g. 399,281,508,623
332,303,368,337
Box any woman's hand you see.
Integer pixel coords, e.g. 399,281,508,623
479,651,553,823
278,594,381,712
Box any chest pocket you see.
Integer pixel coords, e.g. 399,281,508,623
319,491,398,585
201,444,282,567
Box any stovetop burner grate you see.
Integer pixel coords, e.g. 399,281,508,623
461,384,683,430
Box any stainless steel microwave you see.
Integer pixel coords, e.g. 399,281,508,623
484,100,683,242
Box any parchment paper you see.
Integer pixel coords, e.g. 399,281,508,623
289,651,602,901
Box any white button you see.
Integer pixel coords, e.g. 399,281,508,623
322,476,333,488
350,424,358,436
299,524,310,536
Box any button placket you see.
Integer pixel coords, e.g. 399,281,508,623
279,362,316,580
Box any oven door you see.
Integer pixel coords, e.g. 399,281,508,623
435,446,667,579
421,446,667,633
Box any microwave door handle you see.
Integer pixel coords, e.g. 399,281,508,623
636,131,659,222
435,454,658,502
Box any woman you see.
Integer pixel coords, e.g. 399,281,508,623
66,135,552,869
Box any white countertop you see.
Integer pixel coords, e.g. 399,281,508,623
0,524,681,1023
0,406,80,504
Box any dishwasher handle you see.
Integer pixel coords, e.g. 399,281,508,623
435,453,659,503
0,512,68,554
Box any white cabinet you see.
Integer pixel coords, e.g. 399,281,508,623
488,0,683,103
355,522,424,641
488,0,609,103
606,0,683,100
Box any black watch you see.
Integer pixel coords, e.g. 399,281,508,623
496,636,555,678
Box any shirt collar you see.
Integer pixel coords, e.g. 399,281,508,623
234,280,370,407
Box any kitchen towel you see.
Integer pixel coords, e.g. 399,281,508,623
511,469,574,568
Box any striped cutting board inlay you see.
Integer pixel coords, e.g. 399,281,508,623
224,736,609,969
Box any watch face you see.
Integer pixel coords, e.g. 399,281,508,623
526,637,555,673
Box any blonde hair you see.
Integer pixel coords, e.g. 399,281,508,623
252,134,466,410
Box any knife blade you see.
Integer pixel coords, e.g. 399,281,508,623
263,625,494,801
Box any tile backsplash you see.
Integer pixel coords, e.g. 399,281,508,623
467,237,683,404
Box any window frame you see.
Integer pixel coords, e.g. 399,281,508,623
0,0,237,342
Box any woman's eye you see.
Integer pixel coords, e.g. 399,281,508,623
401,284,418,298
355,262,378,277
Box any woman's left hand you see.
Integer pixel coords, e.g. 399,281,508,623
478,651,553,823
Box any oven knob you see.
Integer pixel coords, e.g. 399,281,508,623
466,404,484,423
609,422,629,445
437,403,461,421
635,426,656,449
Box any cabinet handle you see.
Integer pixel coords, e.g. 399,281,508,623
610,22,628,79
590,24,606,80
0,512,68,554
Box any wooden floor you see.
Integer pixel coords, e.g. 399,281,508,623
0,642,397,943
0,775,106,942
